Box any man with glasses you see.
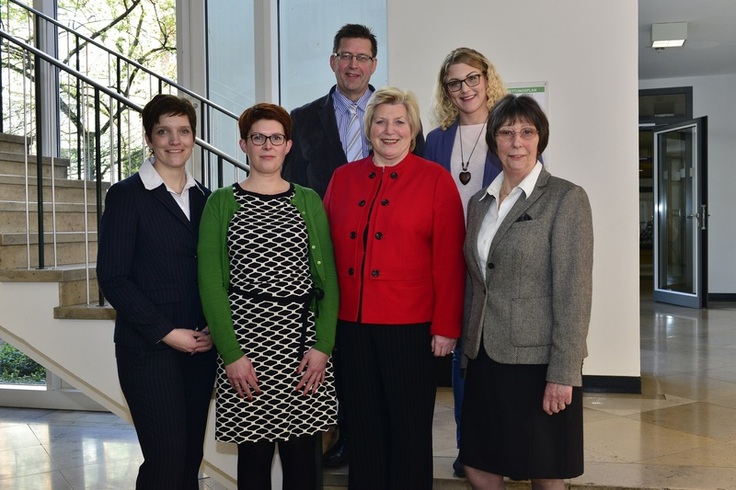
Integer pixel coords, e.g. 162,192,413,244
283,23,425,198
282,23,424,470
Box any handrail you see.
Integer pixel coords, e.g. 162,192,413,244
0,29,246,171
6,0,240,123
1,28,248,307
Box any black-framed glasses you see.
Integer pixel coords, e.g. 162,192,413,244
333,52,374,64
445,73,483,92
495,128,538,141
247,133,287,146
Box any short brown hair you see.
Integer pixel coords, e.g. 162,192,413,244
486,94,549,156
141,94,197,140
333,24,377,57
238,103,292,140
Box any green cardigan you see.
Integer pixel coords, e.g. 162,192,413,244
197,183,338,365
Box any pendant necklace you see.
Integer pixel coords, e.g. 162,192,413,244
458,121,486,185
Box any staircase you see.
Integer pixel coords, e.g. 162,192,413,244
0,131,122,416
0,133,113,320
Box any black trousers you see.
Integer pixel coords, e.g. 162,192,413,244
336,321,435,490
116,344,217,490
236,434,319,490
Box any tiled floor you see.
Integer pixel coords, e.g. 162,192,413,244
3,296,736,489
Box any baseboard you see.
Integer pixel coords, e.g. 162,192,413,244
583,375,641,394
708,293,736,302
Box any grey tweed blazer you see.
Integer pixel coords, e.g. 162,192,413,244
463,167,593,387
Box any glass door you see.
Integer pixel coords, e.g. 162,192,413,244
653,117,708,308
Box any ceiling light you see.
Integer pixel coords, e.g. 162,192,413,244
651,22,687,48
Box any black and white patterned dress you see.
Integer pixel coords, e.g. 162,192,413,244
215,183,336,444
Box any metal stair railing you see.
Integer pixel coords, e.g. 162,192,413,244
1,0,246,188
0,28,247,307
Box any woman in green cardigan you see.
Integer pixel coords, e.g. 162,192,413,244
198,103,338,490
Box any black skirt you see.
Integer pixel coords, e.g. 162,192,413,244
459,348,584,480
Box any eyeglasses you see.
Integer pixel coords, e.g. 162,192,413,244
333,52,374,64
445,73,483,93
247,133,287,146
495,128,539,141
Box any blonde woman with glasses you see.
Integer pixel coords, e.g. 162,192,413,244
424,47,506,478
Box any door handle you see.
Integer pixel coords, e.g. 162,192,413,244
686,205,708,230
700,204,708,231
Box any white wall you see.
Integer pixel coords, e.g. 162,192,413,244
640,74,736,295
388,0,641,378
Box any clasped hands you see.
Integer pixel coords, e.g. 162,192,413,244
161,327,214,355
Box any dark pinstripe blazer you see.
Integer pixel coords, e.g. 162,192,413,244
97,173,211,350
463,168,593,387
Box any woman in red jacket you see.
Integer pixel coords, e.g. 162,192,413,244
324,86,465,490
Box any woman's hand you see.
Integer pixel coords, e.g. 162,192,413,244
542,382,573,415
295,348,328,396
161,328,212,354
225,356,261,400
192,327,214,354
431,335,457,357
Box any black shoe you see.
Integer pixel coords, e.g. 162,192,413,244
323,436,349,468
452,457,466,478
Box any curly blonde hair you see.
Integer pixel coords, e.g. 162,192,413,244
430,47,506,130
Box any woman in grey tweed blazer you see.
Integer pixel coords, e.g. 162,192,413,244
459,95,593,489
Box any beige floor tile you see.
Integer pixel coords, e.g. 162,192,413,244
0,446,54,479
0,424,41,451
641,440,736,467
584,392,694,416
584,416,716,463
656,373,736,401
0,470,73,490
631,401,736,441
572,461,736,489
709,392,736,410
583,406,620,424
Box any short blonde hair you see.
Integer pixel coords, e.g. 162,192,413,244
364,87,421,151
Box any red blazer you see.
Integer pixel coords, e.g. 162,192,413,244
324,153,465,338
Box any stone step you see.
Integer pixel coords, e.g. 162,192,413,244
0,264,104,308
0,201,100,233
0,236,97,269
0,133,29,155
0,150,71,179
1,230,97,246
54,301,115,320
0,174,108,203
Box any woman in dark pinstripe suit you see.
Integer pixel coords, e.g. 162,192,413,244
97,94,217,490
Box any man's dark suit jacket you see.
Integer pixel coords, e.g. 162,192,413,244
283,85,426,198
97,173,211,350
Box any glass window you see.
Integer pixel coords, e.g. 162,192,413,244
205,0,257,184
206,0,257,113
278,0,388,111
639,87,692,127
